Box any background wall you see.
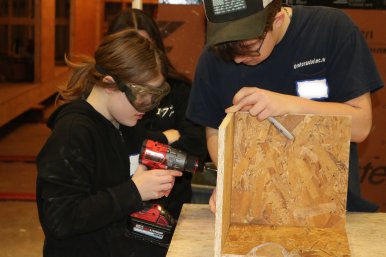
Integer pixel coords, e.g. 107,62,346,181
342,9,386,212
157,4,206,82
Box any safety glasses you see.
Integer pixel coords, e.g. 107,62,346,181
95,63,170,112
254,31,267,56
238,31,268,57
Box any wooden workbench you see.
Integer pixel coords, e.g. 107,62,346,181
167,204,386,257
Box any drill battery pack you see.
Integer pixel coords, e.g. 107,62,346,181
126,204,176,248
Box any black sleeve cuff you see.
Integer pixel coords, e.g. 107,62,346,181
146,130,168,144
111,179,144,215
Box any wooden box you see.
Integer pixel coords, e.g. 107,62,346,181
215,112,352,257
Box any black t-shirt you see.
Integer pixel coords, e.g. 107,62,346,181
187,6,383,129
187,6,384,212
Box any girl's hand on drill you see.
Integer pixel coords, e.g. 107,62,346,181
132,164,182,201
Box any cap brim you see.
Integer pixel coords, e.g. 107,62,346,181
206,7,268,47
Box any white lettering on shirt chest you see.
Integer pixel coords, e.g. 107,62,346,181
156,105,174,118
293,58,326,69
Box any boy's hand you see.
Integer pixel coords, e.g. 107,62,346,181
209,187,217,214
225,87,291,121
132,164,182,201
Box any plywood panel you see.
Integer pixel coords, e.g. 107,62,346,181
215,113,234,257
230,112,352,229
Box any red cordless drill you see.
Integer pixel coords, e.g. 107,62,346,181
126,139,216,248
139,139,216,173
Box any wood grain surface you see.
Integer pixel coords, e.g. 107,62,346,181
222,224,350,256
231,113,352,229
167,204,386,257
346,212,386,257
167,204,215,257
215,113,235,256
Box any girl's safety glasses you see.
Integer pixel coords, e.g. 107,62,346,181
95,63,170,112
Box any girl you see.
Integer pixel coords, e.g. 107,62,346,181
36,29,181,257
107,9,208,219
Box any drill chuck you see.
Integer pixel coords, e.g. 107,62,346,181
184,155,205,173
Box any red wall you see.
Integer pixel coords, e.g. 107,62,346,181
70,0,102,60
157,4,206,82
343,9,386,212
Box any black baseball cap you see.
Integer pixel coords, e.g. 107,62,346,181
204,0,273,46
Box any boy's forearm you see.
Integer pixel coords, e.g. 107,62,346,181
287,93,372,143
206,127,219,167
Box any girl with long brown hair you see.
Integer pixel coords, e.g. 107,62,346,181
107,9,208,220
36,29,181,257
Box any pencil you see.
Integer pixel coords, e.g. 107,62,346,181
267,117,294,140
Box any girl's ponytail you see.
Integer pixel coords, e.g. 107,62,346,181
55,29,168,105
55,55,99,105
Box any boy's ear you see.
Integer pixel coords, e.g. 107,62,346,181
274,11,285,29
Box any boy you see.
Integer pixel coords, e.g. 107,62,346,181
187,0,384,213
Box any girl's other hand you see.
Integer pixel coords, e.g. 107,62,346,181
163,129,180,145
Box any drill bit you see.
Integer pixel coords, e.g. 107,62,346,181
204,165,217,173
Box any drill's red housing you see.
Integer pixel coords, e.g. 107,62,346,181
140,139,168,170
129,139,215,247
139,139,208,173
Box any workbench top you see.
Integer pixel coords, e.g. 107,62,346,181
166,204,386,257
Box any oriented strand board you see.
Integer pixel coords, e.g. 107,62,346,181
222,224,351,257
231,113,351,229
166,205,386,257
216,112,352,257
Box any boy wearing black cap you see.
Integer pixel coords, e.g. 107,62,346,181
186,0,384,213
